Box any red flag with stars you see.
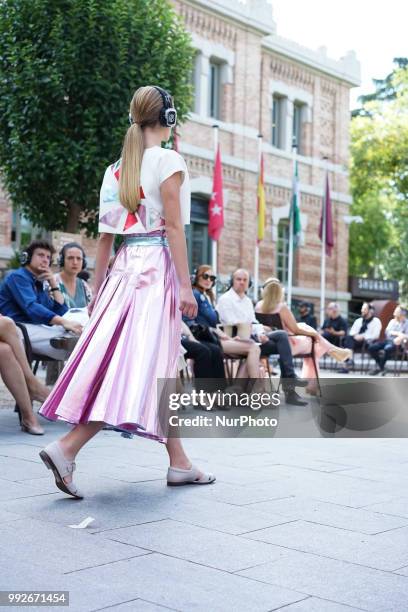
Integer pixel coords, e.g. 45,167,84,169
208,144,224,241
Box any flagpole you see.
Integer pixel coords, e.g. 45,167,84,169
287,138,297,310
254,134,263,302
320,157,329,327
212,124,219,296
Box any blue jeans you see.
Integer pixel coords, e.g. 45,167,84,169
368,340,395,369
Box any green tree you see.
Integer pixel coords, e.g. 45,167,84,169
352,57,408,117
0,0,194,235
350,66,408,300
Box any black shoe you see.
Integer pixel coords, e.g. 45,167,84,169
369,368,383,376
284,390,308,406
283,376,308,388
338,367,349,374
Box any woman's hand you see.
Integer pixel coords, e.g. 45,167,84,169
179,286,197,319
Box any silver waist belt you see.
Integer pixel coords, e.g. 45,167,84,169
124,235,168,247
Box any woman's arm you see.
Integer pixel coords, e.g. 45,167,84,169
161,173,197,320
280,305,318,337
93,233,115,295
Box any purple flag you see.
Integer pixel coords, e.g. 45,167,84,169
319,173,334,256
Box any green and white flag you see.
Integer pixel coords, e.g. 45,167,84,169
291,161,302,247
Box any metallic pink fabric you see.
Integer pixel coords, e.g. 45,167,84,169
39,237,181,443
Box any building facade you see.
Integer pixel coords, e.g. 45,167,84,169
0,0,360,313
172,0,360,311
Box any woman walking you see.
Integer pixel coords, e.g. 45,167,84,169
39,86,215,498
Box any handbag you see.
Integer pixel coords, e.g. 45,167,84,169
189,323,221,347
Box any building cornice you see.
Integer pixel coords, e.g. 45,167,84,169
263,35,361,87
180,141,352,205
185,114,349,177
182,0,276,36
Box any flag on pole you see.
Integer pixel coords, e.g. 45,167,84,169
257,153,266,243
208,144,224,241
319,173,334,256
291,161,302,248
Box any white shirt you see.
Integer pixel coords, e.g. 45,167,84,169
349,316,382,341
98,146,190,234
217,288,255,325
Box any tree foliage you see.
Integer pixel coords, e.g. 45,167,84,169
350,65,408,300
352,57,408,117
0,0,194,234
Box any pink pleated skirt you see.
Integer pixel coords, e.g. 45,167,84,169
39,232,181,443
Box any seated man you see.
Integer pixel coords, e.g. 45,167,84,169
321,302,348,347
341,302,382,372
368,306,408,375
0,240,83,360
217,268,307,406
297,301,318,330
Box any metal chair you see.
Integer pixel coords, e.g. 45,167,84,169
255,311,322,396
14,322,60,423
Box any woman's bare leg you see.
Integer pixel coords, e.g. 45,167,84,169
57,422,105,483
220,339,261,378
165,436,192,469
0,343,42,429
0,317,49,402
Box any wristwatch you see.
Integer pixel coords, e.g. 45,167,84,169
50,287,61,292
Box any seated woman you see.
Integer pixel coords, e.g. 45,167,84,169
255,278,351,393
185,265,261,380
54,243,92,309
0,315,49,434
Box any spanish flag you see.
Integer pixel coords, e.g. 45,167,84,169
257,153,266,243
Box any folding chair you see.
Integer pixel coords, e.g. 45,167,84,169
14,322,60,423
255,311,322,396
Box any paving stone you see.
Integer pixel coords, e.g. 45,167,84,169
238,549,408,611
0,455,53,481
69,552,307,612
246,496,408,534
100,518,293,572
165,497,293,535
271,597,363,611
92,599,177,611
363,497,408,518
0,517,149,573
243,519,408,571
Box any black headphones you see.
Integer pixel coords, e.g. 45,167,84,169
58,242,87,270
153,86,177,128
20,251,31,265
228,269,252,290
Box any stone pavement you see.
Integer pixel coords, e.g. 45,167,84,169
1,377,408,611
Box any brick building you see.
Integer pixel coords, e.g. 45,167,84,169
0,0,360,313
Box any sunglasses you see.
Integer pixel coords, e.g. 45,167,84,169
200,273,217,282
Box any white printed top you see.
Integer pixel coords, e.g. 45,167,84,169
98,146,190,235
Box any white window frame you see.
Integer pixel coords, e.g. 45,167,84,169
269,81,313,152
189,33,234,118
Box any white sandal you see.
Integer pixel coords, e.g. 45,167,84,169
167,464,216,486
39,441,83,499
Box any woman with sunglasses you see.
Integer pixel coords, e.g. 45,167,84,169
187,265,262,379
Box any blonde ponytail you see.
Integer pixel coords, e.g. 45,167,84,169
119,122,145,213
118,85,171,212
262,278,283,313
